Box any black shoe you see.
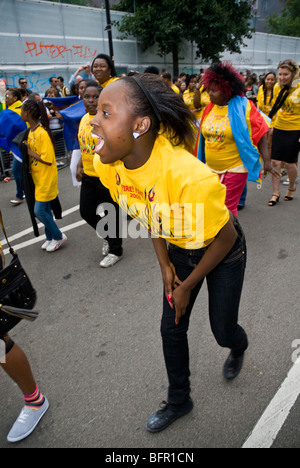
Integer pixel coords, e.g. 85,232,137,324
223,351,245,380
146,398,193,433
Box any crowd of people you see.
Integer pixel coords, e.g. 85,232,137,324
0,56,299,443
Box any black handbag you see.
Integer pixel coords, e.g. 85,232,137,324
0,210,38,336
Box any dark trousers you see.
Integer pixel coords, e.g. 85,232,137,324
79,174,123,257
161,219,248,404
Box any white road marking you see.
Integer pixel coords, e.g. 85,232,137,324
242,357,300,448
3,220,86,255
1,205,80,247
1,205,85,254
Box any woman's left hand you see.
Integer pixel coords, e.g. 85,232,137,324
263,161,281,178
171,284,191,325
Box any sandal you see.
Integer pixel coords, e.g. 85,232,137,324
268,194,280,206
284,187,296,201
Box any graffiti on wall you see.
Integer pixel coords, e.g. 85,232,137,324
0,40,98,94
0,70,92,95
25,41,97,61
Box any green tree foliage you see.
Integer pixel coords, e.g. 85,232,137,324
266,0,300,37
113,0,254,76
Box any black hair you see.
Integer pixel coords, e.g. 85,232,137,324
121,74,196,151
262,71,276,106
91,53,117,77
22,99,55,148
57,76,64,82
162,72,172,81
7,87,22,101
186,74,197,87
83,80,102,94
144,66,160,75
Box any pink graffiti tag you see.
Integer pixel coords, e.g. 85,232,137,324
25,41,97,60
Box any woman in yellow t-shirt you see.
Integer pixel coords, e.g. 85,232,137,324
195,62,276,217
91,74,249,432
91,53,118,89
21,100,67,252
257,71,279,157
182,74,202,122
76,81,123,268
268,59,300,206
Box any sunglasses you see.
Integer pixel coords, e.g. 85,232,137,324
20,81,27,85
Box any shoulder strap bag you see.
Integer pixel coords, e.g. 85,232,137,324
0,210,38,336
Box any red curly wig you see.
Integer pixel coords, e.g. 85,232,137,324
203,62,245,99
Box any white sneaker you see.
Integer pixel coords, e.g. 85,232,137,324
7,397,49,443
100,253,122,268
10,198,23,206
102,239,109,256
46,233,67,252
41,240,52,250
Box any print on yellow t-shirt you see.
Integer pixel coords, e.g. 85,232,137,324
94,135,229,249
28,126,58,202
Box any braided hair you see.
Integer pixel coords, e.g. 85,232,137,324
120,74,197,152
22,99,55,148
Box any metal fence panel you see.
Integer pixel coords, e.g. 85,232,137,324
0,0,300,92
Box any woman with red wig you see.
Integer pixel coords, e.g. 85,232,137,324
194,62,280,216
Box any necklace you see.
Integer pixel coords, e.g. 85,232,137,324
31,122,41,132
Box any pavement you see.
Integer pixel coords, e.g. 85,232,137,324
0,166,299,449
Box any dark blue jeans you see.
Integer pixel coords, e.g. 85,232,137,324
12,156,24,200
161,218,248,404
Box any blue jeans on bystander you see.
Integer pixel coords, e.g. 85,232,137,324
34,201,62,242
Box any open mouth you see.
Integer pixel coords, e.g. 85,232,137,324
94,135,104,153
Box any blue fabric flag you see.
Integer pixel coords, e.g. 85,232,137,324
0,109,27,161
43,96,79,107
58,99,86,151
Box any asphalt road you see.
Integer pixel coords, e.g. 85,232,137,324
0,166,299,449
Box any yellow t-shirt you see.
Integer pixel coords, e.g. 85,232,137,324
171,84,180,94
201,105,244,172
28,126,58,202
78,113,98,177
183,89,202,120
8,100,23,116
93,135,229,250
198,87,210,119
274,83,300,131
257,84,280,127
100,77,118,88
